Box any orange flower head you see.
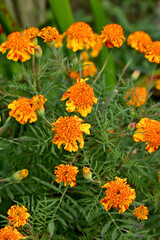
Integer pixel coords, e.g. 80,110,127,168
61,78,98,117
0,31,35,62
127,31,152,53
91,33,103,58
31,95,47,111
100,23,126,48
52,115,91,152
8,97,37,124
80,51,89,62
54,33,65,48
69,71,80,80
156,79,160,90
145,41,160,63
133,118,160,153
82,61,97,77
100,177,136,213
23,27,39,44
54,164,79,187
39,26,58,45
7,204,30,227
133,205,149,220
0,225,26,240
65,22,96,52
124,87,147,107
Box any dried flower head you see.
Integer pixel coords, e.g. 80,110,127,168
61,78,97,117
69,71,80,80
133,205,149,220
91,33,103,58
8,97,37,124
100,177,136,213
39,26,58,46
54,164,79,187
100,23,126,48
124,87,147,107
7,204,30,227
145,41,160,63
0,31,35,62
127,31,152,53
65,22,96,52
82,61,97,77
52,115,91,152
0,225,26,240
133,118,160,153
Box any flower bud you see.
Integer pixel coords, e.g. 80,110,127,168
10,169,28,182
47,40,55,47
128,122,136,131
82,166,92,180
132,149,137,155
34,45,42,58
131,70,140,80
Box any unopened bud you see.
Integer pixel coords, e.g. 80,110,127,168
132,149,137,155
131,70,140,80
35,45,42,58
32,37,38,45
82,166,92,180
47,40,55,47
10,169,28,182
37,106,45,116
128,122,136,131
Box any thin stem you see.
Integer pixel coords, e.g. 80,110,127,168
147,64,158,94
86,188,102,221
117,59,132,85
107,211,124,236
92,50,112,85
0,179,8,183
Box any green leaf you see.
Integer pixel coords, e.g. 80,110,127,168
48,221,55,237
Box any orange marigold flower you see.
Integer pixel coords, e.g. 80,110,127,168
61,78,98,117
145,41,160,63
0,225,26,240
133,205,149,220
82,61,97,78
23,27,39,44
0,31,35,62
100,23,126,48
133,118,160,153
69,71,80,80
127,31,152,53
156,79,160,90
54,33,65,48
124,87,147,107
65,22,96,52
80,51,89,62
7,204,30,227
8,97,37,124
39,26,58,46
100,177,136,213
54,164,79,187
31,95,47,111
52,115,91,152
91,33,103,58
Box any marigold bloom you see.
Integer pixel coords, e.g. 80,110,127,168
54,33,65,48
91,33,103,58
31,95,47,111
0,31,35,62
133,205,149,220
8,97,37,124
80,51,89,62
82,166,92,180
156,79,160,90
23,27,39,44
124,87,147,107
82,61,97,78
7,204,30,227
127,31,152,53
145,41,160,63
0,225,26,240
39,26,58,46
61,78,97,117
69,71,80,80
65,22,96,52
100,177,136,213
54,164,79,187
100,23,126,48
52,115,91,152
133,118,160,153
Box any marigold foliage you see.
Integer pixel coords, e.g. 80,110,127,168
65,22,96,52
145,41,160,63
52,115,91,152
7,204,30,227
133,118,160,153
0,225,26,240
61,78,97,117
54,164,79,187
127,31,152,53
133,205,149,220
100,177,136,213
124,87,147,107
0,31,35,62
100,23,126,48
